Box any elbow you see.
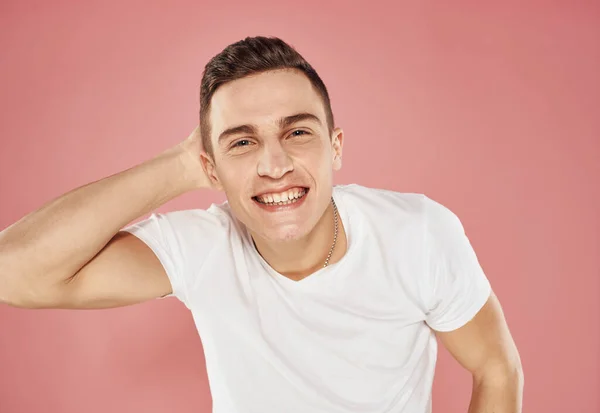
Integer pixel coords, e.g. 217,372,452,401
510,353,525,390
505,362,525,393
474,357,524,391
0,282,61,309
0,274,33,309
487,335,525,393
516,363,525,391
0,249,20,307
0,249,50,309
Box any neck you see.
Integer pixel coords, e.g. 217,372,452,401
251,200,347,281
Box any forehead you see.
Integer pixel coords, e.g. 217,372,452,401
209,69,326,141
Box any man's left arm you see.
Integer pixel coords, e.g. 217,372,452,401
435,291,524,413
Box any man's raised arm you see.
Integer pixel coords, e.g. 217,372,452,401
0,127,208,309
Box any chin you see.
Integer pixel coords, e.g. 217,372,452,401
261,224,308,243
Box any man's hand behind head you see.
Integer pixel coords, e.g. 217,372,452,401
177,125,214,190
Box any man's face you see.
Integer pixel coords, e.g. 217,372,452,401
203,69,343,243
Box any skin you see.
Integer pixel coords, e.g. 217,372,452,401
200,68,347,280
438,292,524,412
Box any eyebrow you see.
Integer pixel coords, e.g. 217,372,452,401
217,112,322,145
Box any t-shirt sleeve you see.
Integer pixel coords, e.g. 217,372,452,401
121,208,228,308
422,196,492,332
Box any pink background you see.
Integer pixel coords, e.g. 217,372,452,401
1,1,598,412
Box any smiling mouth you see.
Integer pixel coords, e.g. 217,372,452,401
252,187,309,206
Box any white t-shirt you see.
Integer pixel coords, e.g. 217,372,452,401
123,184,491,413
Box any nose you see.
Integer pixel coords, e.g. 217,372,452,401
256,141,294,179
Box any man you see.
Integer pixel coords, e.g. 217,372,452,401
0,36,523,412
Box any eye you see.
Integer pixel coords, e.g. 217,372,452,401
232,139,252,148
289,130,309,138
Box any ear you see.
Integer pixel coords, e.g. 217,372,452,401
331,127,344,171
200,151,224,191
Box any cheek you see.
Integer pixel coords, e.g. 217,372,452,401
289,139,331,166
305,145,332,171
216,159,254,192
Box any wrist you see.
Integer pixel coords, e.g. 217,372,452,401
168,141,208,191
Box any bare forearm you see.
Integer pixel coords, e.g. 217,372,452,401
0,145,197,300
468,371,524,413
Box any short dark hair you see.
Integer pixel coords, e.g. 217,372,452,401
199,36,335,157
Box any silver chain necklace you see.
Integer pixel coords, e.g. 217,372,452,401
251,197,338,269
323,197,338,268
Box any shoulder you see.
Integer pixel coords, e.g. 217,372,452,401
153,203,233,228
334,184,427,222
125,201,237,245
335,184,462,239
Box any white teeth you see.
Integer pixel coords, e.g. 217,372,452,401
256,188,306,205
